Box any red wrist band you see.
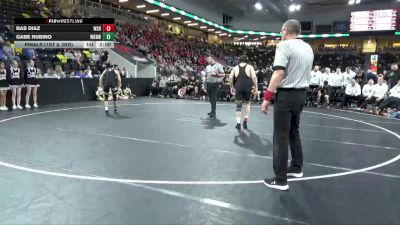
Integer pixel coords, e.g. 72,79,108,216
263,90,274,101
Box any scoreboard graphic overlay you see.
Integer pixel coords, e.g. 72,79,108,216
14,18,115,49
350,9,397,32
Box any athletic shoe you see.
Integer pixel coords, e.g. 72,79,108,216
263,178,289,191
17,105,23,110
287,166,303,178
114,107,117,112
33,103,38,108
12,105,17,110
0,106,7,111
209,113,216,118
243,121,248,129
25,104,31,109
235,123,241,132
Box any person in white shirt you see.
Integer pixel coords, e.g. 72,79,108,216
64,50,74,60
342,79,361,109
84,65,93,78
330,67,344,89
362,79,375,97
309,66,321,89
364,77,389,112
204,56,225,118
358,79,377,110
54,65,66,78
92,51,100,63
43,67,60,79
377,80,400,114
342,67,356,86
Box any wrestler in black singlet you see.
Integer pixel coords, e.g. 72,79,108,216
103,68,118,95
234,64,253,103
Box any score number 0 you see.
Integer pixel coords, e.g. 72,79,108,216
102,24,115,32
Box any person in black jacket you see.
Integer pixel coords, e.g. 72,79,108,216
317,80,332,107
385,63,400,89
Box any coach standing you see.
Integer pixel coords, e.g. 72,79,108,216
205,56,225,118
261,19,314,191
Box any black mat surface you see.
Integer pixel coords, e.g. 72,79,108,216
0,98,399,224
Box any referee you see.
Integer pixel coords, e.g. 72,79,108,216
204,56,225,118
261,19,314,191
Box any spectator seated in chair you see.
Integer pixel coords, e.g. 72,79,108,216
96,87,135,101
54,65,66,78
360,77,388,112
357,79,375,110
317,80,332,107
43,67,60,79
376,80,400,115
123,87,136,99
342,79,361,109
368,77,388,114
385,63,400,89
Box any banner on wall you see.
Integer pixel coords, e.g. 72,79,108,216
370,54,378,73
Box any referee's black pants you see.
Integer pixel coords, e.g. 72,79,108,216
273,89,306,182
207,82,220,115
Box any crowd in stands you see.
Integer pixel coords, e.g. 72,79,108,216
115,22,277,75
309,63,400,118
116,22,222,75
0,45,112,79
